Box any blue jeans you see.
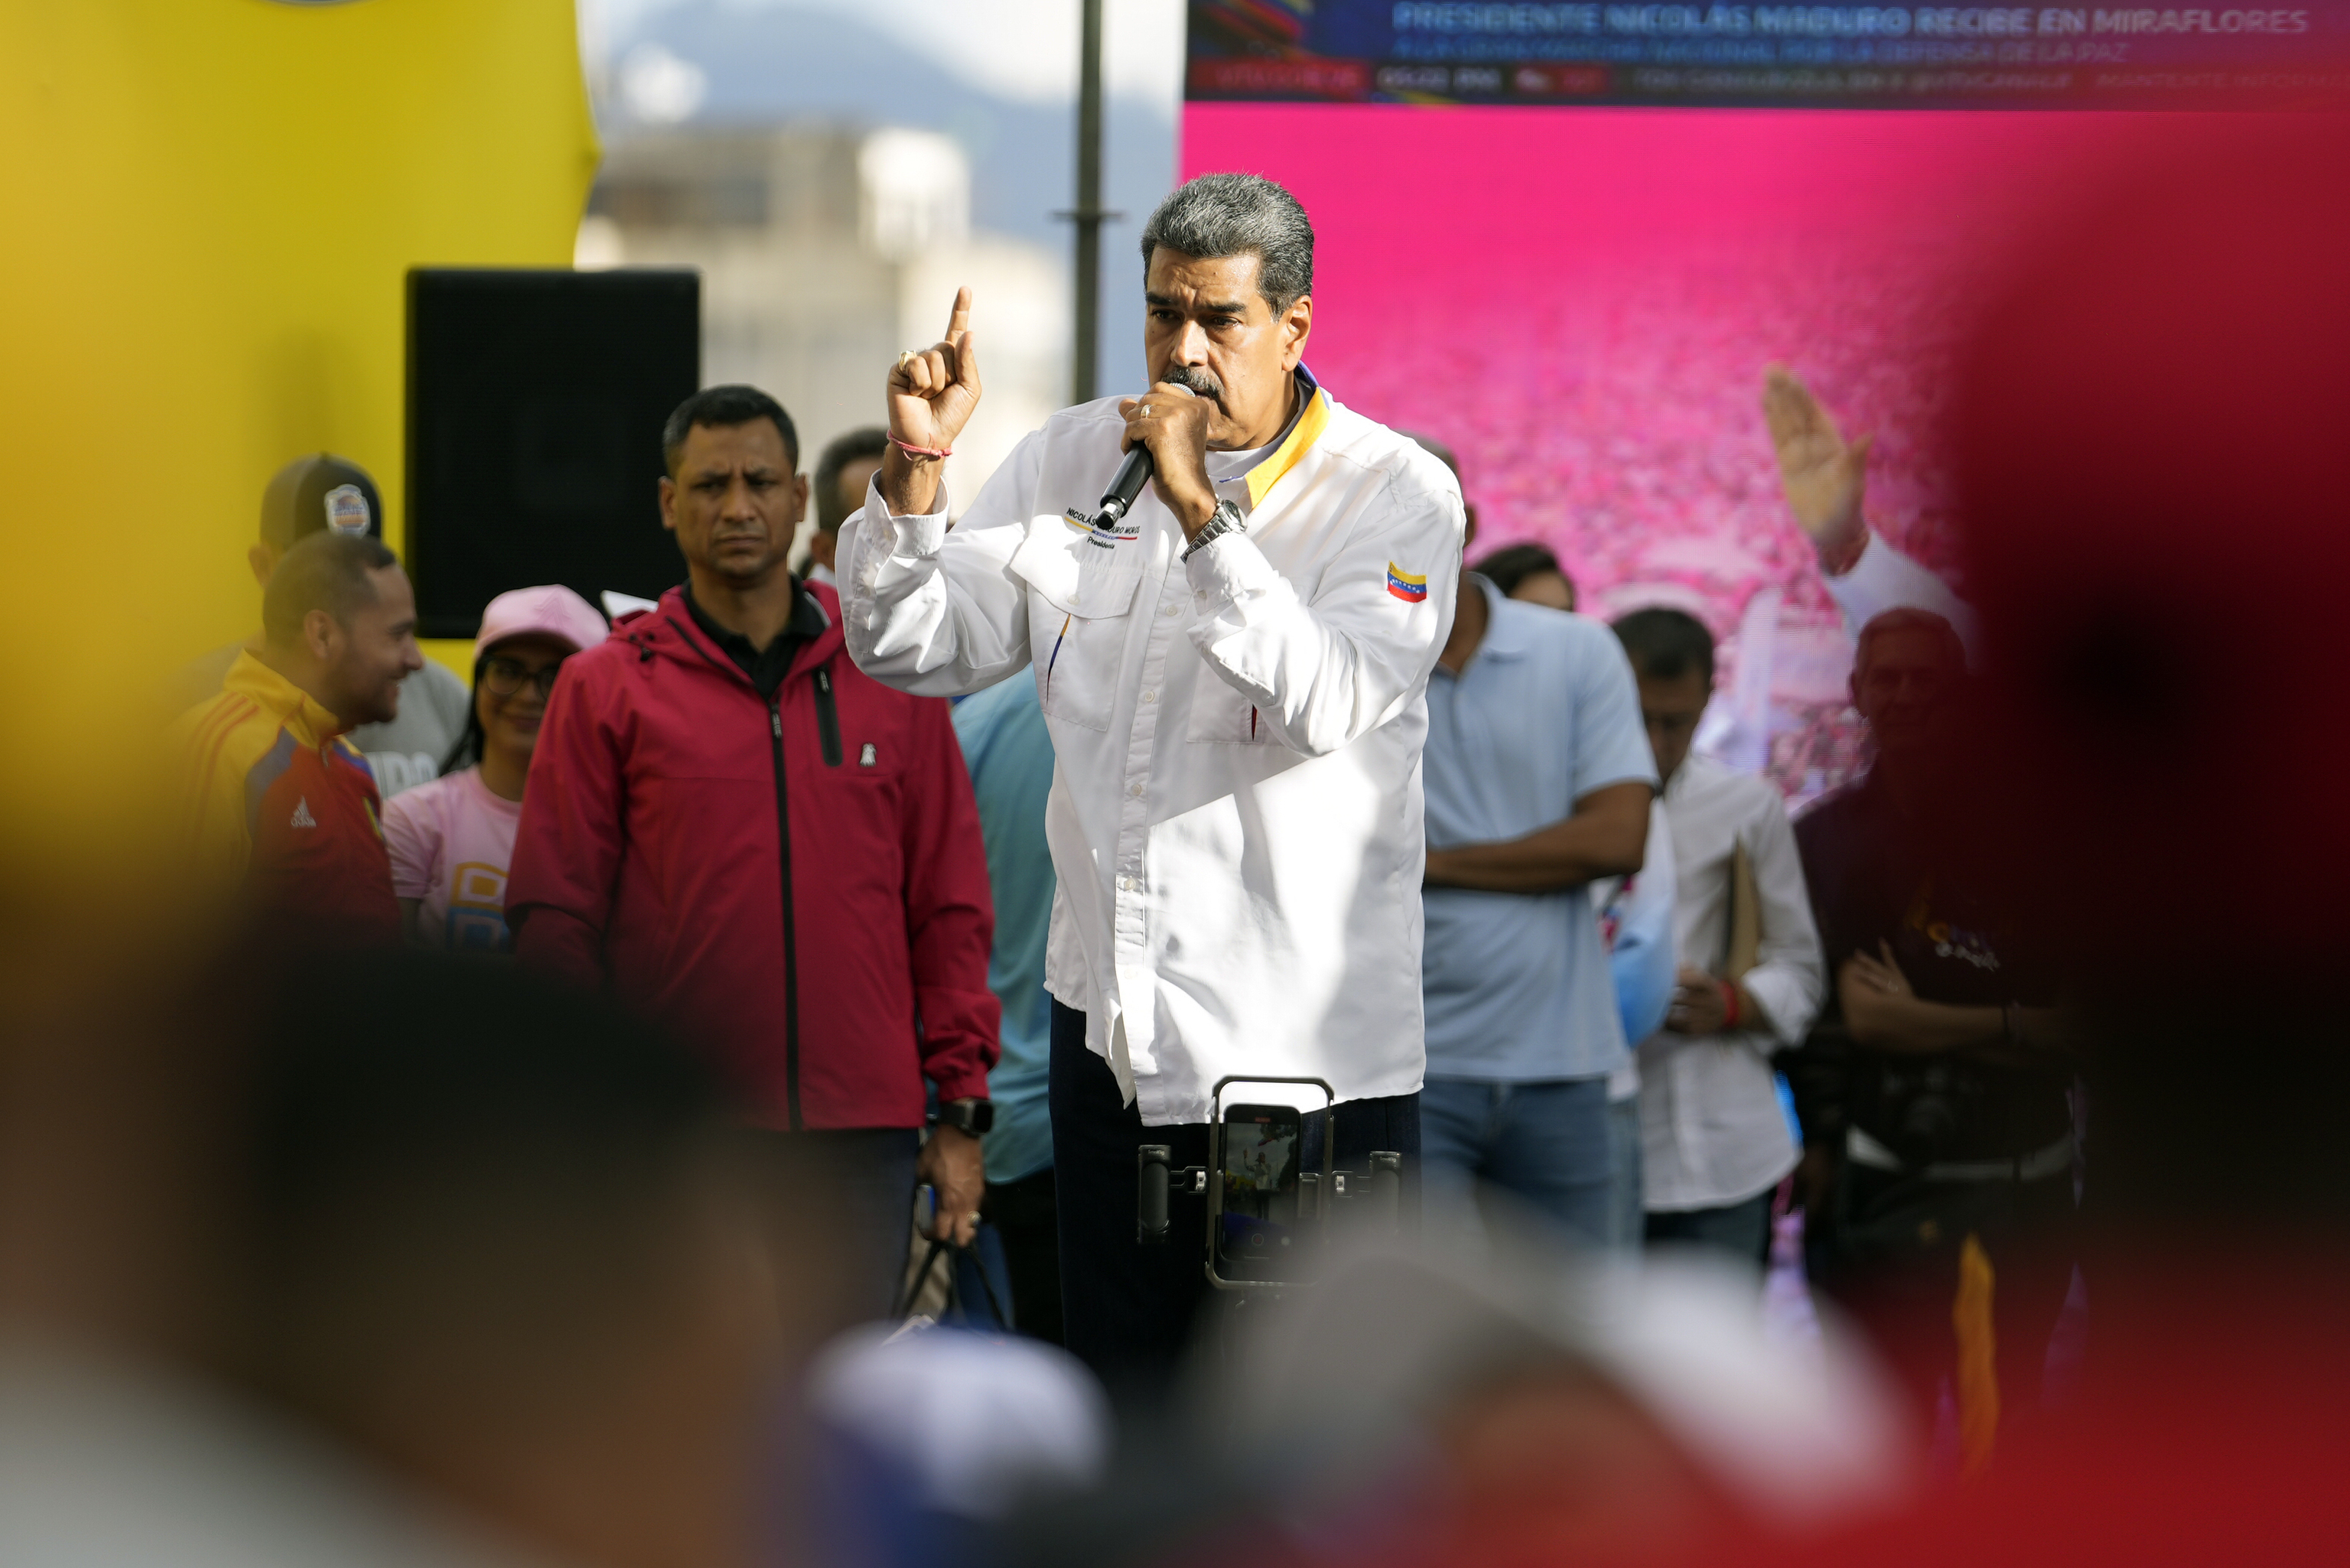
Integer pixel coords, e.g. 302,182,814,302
1606,1091,1645,1251
1421,1076,1614,1249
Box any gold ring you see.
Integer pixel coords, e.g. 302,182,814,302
897,350,918,371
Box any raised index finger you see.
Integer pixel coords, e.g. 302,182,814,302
942,285,972,346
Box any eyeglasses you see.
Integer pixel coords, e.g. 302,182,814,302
480,655,568,699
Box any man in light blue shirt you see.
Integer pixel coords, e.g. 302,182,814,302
951,675,1062,1342
1411,439,1656,1247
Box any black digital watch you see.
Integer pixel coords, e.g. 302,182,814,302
936,1098,994,1136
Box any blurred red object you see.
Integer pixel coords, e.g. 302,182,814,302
1955,115,2350,971
1808,109,2350,1568
1745,1267,2350,1568
1398,112,2350,1568
1377,1270,2350,1568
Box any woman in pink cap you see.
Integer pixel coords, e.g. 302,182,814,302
383,585,607,951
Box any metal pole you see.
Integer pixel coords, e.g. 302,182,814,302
1072,0,1105,405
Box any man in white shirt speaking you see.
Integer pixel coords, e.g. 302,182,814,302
838,174,1465,1388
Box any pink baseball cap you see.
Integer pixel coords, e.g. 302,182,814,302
474,584,609,656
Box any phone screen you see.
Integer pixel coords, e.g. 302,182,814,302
1217,1102,1304,1278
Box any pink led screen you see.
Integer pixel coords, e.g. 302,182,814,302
1180,105,2200,798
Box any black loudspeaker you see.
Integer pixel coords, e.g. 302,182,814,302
406,268,700,639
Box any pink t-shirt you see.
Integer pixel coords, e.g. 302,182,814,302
381,766,523,952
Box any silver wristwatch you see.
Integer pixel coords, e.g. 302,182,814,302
1181,499,1246,561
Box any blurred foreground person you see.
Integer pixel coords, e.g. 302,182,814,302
1793,608,2075,1441
1411,432,1655,1250
170,531,422,948
840,174,1460,1388
1001,1228,1910,1568
168,452,470,797
802,1322,1111,1568
1614,609,1821,1266
215,949,794,1568
509,385,998,1316
0,949,799,1568
0,1345,542,1568
385,584,607,952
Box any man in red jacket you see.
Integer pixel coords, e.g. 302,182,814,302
507,385,999,1318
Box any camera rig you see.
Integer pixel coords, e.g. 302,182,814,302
1135,1075,1404,1291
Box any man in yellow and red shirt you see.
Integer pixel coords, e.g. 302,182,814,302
172,532,424,948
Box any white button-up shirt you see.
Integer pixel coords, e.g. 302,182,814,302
837,385,1464,1125
1636,753,1826,1209
1823,529,1980,664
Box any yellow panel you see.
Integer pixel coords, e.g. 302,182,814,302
421,638,478,682
0,0,596,900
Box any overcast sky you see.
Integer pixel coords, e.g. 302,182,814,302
578,0,1186,112
574,0,1190,397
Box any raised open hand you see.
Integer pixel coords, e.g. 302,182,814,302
1762,365,1871,571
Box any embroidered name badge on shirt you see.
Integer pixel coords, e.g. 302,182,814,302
1064,508,1136,549
1386,563,1429,603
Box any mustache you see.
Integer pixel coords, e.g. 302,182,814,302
1158,365,1226,404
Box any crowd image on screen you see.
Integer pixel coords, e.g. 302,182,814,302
67,134,2350,1568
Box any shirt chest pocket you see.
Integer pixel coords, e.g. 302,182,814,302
1183,528,1317,747
1182,657,1278,747
1012,518,1142,733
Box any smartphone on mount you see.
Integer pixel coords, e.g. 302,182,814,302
1216,1101,1305,1281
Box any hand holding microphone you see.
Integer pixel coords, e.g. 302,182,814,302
1089,444,1157,532
1116,378,1222,540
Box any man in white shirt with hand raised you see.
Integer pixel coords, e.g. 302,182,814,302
838,174,1464,1391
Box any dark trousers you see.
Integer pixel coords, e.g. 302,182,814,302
755,1127,921,1322
1049,1000,1421,1398
983,1167,1064,1346
1645,1188,1776,1268
1812,1160,2077,1436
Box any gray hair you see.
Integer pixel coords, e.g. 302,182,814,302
1138,174,1315,314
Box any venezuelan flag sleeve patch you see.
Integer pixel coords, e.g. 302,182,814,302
1387,563,1429,603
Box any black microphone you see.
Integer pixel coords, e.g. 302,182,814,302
1090,444,1155,530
